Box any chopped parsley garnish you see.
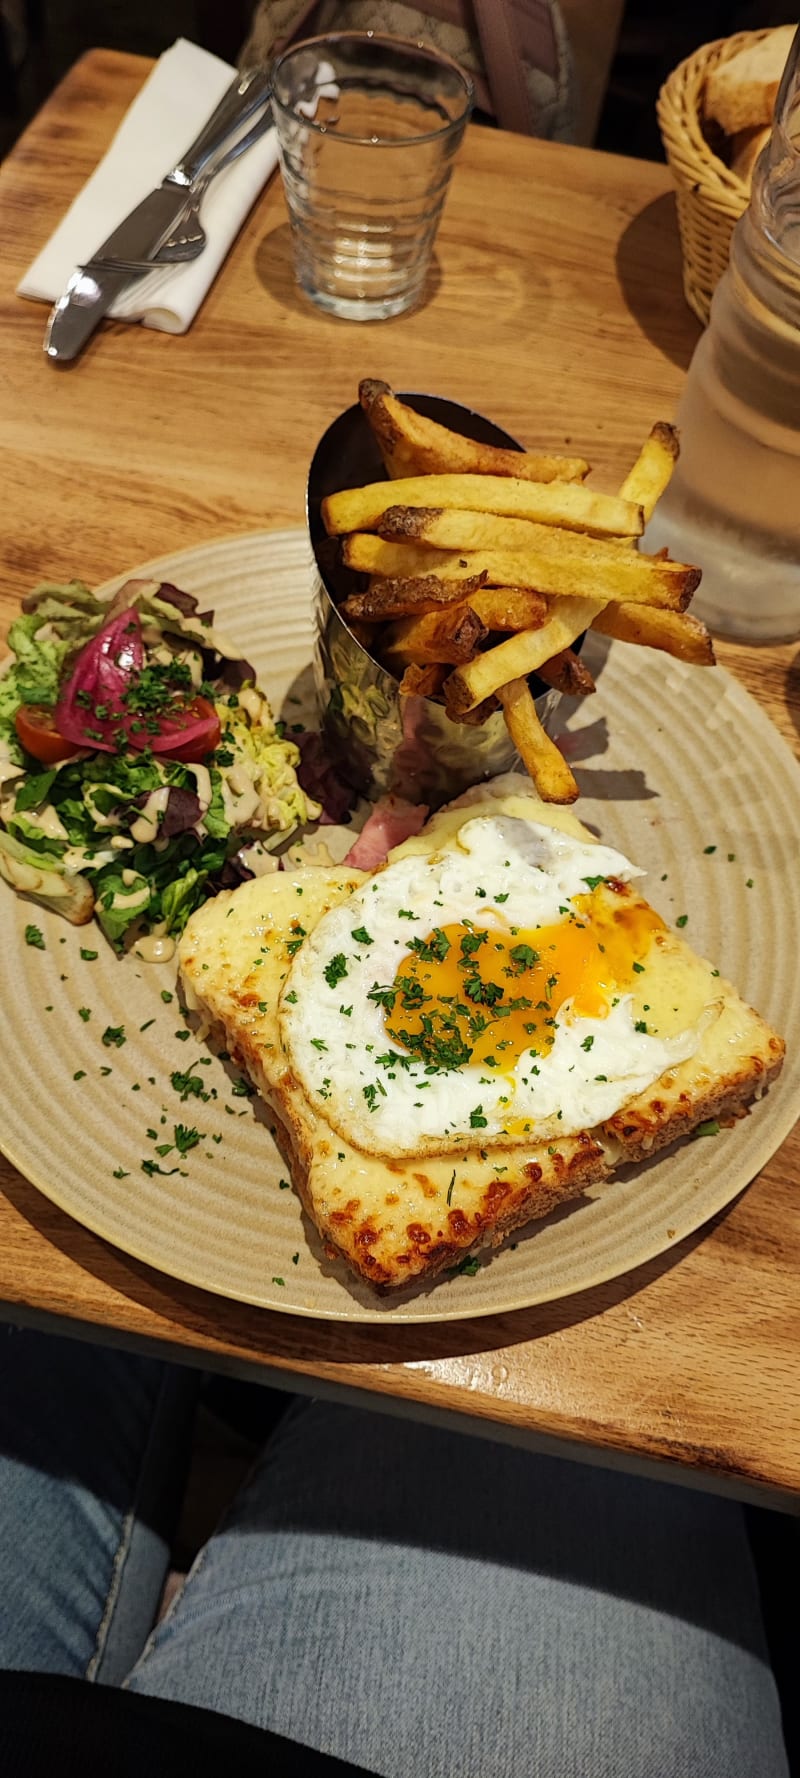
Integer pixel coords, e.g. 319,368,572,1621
407,928,450,964
469,1105,488,1129
171,1068,211,1103
581,1034,594,1051
676,914,688,928
78,1006,91,1022
112,1166,129,1178
368,983,396,1012
509,943,539,972
24,925,45,949
102,1025,126,1048
632,961,645,974
351,926,373,946
161,989,174,1004
284,990,298,1004
703,845,716,854
452,1254,480,1277
80,948,98,961
464,976,504,1006
173,1124,203,1155
394,1018,472,1071
323,953,348,989
635,1020,648,1034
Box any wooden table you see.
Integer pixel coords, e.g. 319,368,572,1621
1,50,799,1508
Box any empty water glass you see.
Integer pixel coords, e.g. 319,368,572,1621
270,32,473,321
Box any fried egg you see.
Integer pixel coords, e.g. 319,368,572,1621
278,814,700,1156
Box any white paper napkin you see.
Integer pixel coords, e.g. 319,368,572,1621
17,38,279,334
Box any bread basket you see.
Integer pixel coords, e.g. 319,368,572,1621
657,29,774,325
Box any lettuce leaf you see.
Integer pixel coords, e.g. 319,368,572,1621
0,617,75,764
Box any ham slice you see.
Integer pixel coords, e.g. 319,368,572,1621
344,796,429,870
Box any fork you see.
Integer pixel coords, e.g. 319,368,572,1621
92,108,273,278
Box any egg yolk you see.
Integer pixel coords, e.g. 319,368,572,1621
384,887,665,1074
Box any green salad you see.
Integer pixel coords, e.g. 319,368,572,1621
0,576,318,951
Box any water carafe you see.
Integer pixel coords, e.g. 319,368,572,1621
647,26,800,643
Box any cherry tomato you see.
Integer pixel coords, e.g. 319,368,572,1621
138,695,222,762
14,705,83,764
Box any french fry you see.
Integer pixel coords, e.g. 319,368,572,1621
591,602,716,665
497,678,579,804
341,571,486,622
329,387,707,810
324,474,643,539
536,648,596,696
468,586,548,631
456,695,501,726
397,661,449,699
342,534,700,612
377,504,631,554
618,422,679,520
382,604,487,667
359,378,589,483
444,595,604,715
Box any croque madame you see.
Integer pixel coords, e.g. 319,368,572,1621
177,776,784,1290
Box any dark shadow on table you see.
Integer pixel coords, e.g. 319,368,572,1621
615,193,702,375
2,1163,738,1374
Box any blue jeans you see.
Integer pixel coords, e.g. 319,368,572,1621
0,1325,789,1777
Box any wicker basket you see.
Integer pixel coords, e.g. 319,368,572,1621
658,29,773,326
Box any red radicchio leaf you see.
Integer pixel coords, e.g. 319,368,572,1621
295,730,355,825
149,787,202,838
156,582,199,617
55,610,145,752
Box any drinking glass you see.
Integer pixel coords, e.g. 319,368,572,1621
270,32,473,321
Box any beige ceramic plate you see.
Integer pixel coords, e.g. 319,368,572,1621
2,530,799,1324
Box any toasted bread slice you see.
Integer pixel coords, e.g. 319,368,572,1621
178,795,784,1292
704,26,794,136
730,122,771,184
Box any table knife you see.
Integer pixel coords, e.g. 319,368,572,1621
44,64,273,364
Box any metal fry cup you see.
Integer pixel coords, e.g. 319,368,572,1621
306,393,561,809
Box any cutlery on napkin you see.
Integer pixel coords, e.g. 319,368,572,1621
17,39,279,336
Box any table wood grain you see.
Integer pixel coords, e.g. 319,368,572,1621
1,50,799,1504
